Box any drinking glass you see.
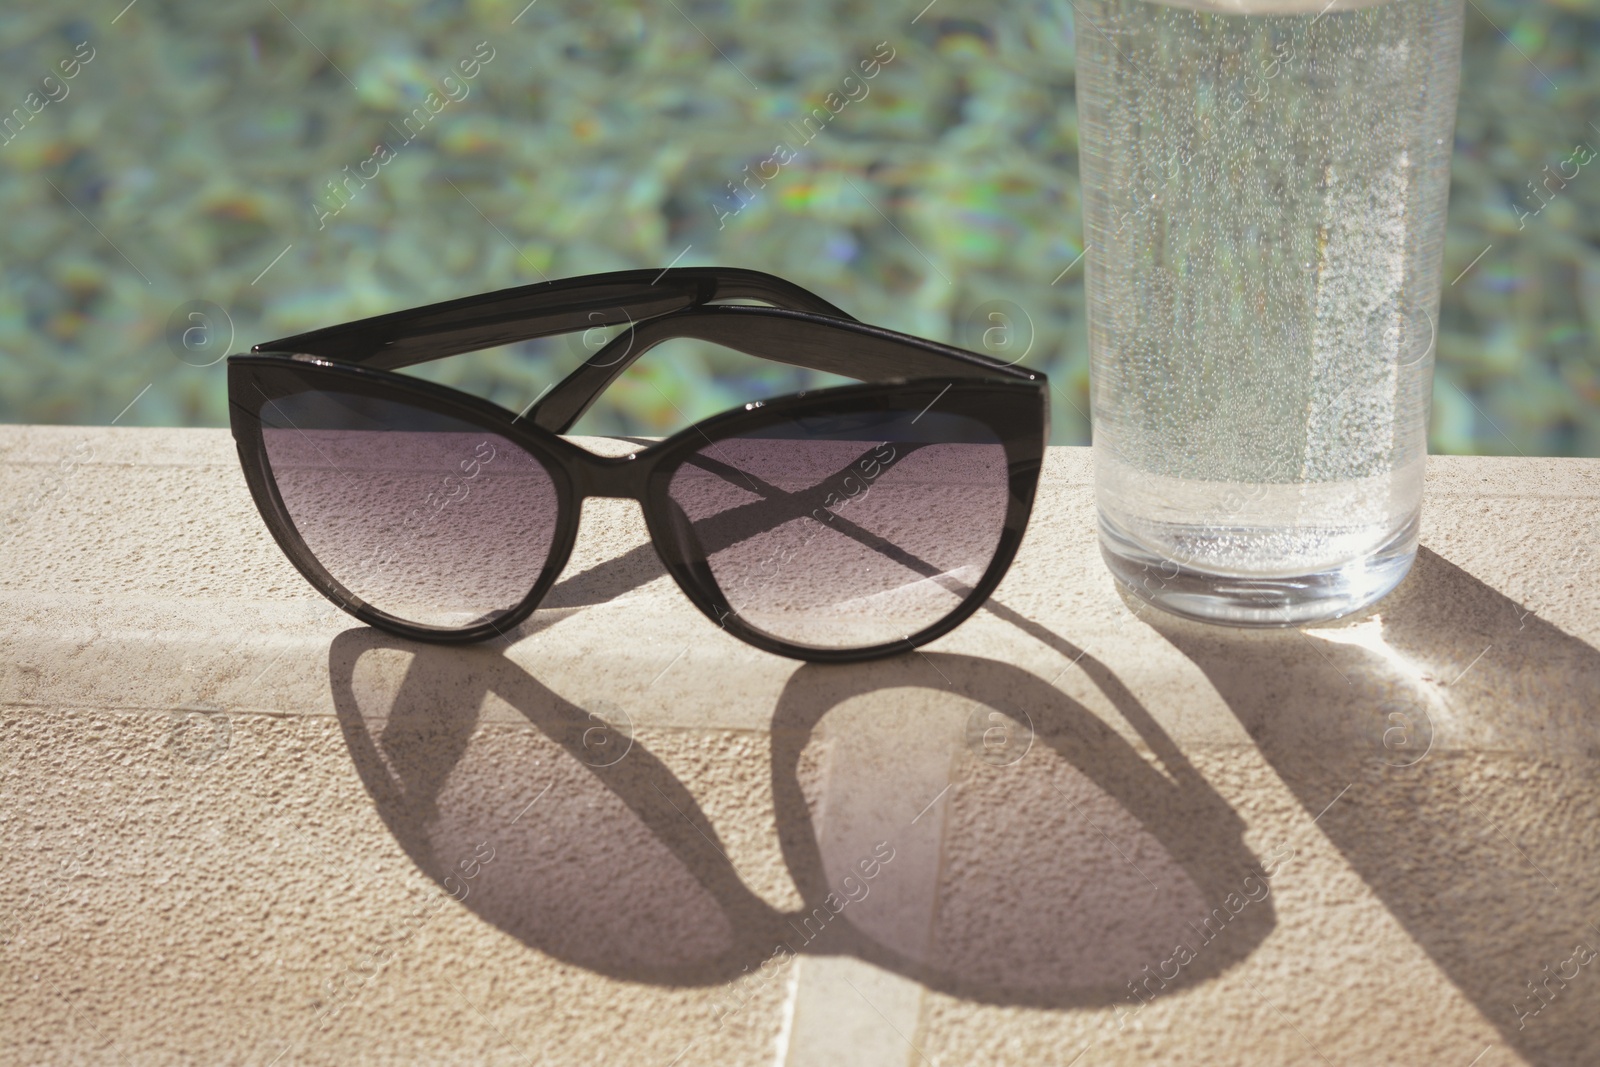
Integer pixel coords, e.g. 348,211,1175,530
1077,0,1466,625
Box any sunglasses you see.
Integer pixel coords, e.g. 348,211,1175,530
227,267,1048,662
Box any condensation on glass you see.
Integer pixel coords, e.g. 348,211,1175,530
1078,0,1465,624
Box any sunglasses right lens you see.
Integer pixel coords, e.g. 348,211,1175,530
666,395,1013,651
258,390,561,630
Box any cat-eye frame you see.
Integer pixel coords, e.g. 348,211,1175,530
227,267,1047,662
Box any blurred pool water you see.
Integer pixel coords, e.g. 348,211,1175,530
0,0,1596,454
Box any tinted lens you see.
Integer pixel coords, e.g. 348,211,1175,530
259,390,560,629
667,404,1011,649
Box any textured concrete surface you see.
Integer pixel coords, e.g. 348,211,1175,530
1,424,1597,1066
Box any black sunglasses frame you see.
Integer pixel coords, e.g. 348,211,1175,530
228,267,1048,663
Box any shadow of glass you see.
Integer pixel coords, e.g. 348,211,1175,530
1144,546,1600,1062
327,628,1275,1011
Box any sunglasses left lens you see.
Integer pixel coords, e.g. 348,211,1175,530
258,390,560,630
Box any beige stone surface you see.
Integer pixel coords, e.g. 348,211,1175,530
1,424,1597,1066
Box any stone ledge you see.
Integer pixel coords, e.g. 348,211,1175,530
2,425,1597,1067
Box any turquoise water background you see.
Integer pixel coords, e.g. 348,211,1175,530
1,0,1596,454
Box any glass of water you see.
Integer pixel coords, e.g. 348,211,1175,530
1078,0,1465,625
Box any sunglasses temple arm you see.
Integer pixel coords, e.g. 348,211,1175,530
524,328,659,433
251,267,854,371
525,305,1025,434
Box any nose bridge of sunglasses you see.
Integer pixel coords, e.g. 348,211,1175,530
566,443,653,500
